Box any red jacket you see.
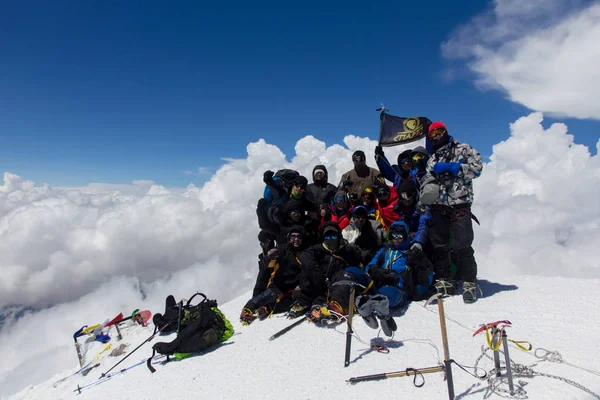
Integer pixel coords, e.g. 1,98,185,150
378,189,400,227
320,204,353,230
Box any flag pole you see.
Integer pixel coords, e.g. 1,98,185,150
375,104,388,145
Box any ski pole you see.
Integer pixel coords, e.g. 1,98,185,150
99,322,171,378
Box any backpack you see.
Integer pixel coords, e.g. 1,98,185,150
149,293,234,370
263,169,299,207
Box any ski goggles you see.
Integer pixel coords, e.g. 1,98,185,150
428,128,446,139
390,231,405,240
289,233,304,240
400,158,411,165
334,195,348,202
352,154,366,163
400,192,413,201
289,210,302,218
411,153,426,163
293,183,306,190
324,233,339,240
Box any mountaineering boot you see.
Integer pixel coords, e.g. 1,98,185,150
288,302,309,319
240,308,257,325
356,295,378,330
256,306,270,320
327,301,344,316
308,304,331,323
369,295,397,337
378,316,397,337
434,279,456,296
462,281,480,304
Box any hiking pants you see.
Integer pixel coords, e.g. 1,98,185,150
429,205,477,282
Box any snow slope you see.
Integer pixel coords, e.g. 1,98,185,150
10,274,600,400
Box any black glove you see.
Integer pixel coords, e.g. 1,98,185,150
375,145,385,158
370,266,400,286
342,179,353,189
380,270,400,286
263,170,275,185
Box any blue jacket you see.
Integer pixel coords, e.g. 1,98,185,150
366,221,411,280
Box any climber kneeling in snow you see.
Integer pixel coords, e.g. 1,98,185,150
347,221,433,337
240,225,307,324
289,222,363,323
150,293,233,365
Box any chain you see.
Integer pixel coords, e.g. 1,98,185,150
474,346,600,399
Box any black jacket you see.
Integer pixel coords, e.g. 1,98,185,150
306,164,337,208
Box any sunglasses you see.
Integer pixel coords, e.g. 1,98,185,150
353,156,366,163
289,233,303,240
324,233,339,240
289,210,302,217
334,196,347,203
294,184,306,190
400,158,411,164
390,232,404,240
411,153,426,163
429,128,446,139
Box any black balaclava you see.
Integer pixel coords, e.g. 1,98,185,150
352,150,369,176
322,224,342,252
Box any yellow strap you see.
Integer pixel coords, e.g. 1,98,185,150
509,340,532,351
82,324,101,334
361,279,374,295
485,327,503,351
266,260,279,289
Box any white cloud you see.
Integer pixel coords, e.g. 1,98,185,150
0,115,599,396
183,166,213,177
442,0,600,119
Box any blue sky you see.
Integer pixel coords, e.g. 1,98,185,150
1,1,598,187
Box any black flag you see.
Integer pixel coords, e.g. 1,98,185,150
378,114,432,147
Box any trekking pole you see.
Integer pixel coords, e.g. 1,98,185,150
99,322,171,378
436,294,455,400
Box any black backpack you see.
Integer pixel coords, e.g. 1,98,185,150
152,292,218,334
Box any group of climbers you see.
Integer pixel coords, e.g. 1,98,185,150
245,121,483,333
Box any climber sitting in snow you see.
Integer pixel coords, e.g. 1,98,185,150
289,222,363,323
342,205,386,266
240,225,307,324
346,221,434,336
268,198,319,247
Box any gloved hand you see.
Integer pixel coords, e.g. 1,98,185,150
263,170,275,184
369,267,400,286
410,242,422,253
433,162,461,177
374,145,385,158
407,242,424,265
342,179,353,189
